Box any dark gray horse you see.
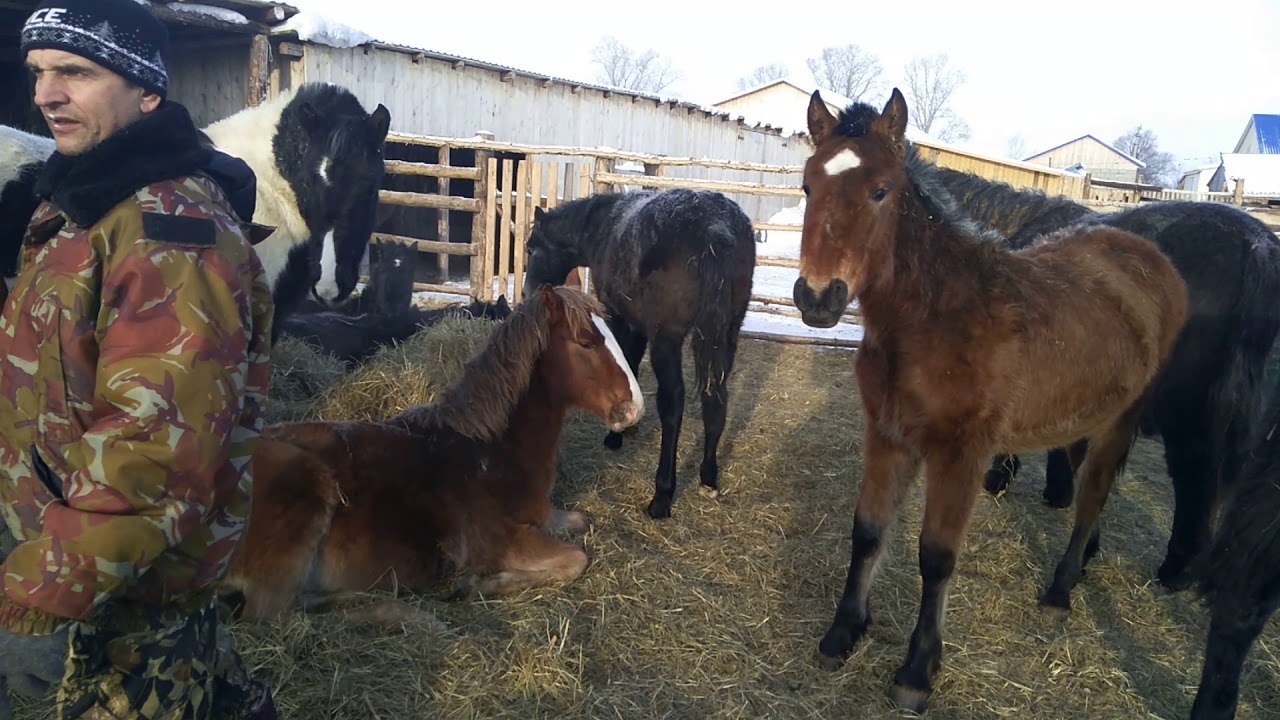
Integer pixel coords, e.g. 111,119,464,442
522,188,756,519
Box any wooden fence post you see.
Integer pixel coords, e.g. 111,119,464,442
436,145,451,280
247,34,270,107
469,146,493,301
594,156,615,195
1233,178,1245,206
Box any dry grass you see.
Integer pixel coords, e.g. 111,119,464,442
15,317,1280,719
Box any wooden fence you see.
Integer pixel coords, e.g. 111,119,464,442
364,130,1267,348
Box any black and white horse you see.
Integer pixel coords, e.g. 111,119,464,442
0,124,54,302
203,82,391,334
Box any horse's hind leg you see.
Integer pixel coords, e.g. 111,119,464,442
469,525,589,597
1158,417,1216,591
1191,593,1279,720
1040,414,1139,617
602,316,649,451
1042,440,1088,508
818,423,921,671
691,327,739,500
982,453,1021,496
889,443,986,713
646,332,686,519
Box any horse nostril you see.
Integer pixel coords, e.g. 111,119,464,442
827,279,849,311
793,277,812,308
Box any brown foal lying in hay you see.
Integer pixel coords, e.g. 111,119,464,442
223,285,644,620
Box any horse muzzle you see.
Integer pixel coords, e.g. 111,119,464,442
793,277,849,329
608,400,643,432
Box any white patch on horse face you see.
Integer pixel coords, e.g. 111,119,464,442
822,148,862,176
315,229,340,302
592,314,644,417
318,157,332,184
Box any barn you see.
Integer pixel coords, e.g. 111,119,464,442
1023,133,1146,184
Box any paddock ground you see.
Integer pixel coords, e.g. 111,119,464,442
13,315,1280,719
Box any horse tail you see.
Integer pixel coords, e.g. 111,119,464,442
1207,230,1280,495
691,199,756,398
1193,384,1280,605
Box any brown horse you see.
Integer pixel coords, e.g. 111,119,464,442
793,89,1189,712
222,285,645,620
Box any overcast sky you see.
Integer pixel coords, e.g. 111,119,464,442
286,0,1278,172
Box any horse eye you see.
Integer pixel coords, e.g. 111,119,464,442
872,188,888,202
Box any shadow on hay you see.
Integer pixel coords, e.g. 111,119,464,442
992,443,1208,715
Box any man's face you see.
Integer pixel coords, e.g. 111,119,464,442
25,48,161,156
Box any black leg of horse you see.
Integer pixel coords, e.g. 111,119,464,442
1158,426,1213,591
1043,440,1087,508
602,317,649,451
646,333,685,519
818,423,920,670
691,331,737,499
1191,596,1278,720
1041,418,1135,616
889,445,985,713
982,453,1020,496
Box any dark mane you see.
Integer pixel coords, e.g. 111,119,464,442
388,287,603,441
831,101,1004,247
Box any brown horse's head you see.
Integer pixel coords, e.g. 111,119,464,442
535,284,644,432
794,88,911,328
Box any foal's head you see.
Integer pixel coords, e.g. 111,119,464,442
793,88,911,328
535,285,644,432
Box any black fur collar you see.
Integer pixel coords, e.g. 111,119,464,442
34,101,255,227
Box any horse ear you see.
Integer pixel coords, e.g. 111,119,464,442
533,206,546,223
368,104,391,143
879,88,909,148
538,283,563,317
296,101,324,135
807,90,837,144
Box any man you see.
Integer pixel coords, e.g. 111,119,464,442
0,1,277,718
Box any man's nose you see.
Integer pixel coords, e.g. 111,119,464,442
32,78,67,108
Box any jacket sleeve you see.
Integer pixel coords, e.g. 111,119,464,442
0,208,266,632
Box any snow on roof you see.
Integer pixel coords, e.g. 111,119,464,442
1220,153,1280,195
275,10,372,48
162,3,251,24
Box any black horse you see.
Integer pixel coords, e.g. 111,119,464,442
1189,374,1280,720
522,189,756,519
926,162,1280,590
282,241,511,365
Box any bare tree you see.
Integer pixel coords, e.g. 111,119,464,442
1006,133,1029,160
805,44,882,102
736,63,789,91
902,54,968,141
590,35,681,94
1113,125,1178,187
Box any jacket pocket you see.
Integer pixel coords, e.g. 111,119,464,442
34,306,78,446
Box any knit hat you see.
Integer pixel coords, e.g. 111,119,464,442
20,0,170,99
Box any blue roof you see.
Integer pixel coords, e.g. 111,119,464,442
1250,114,1280,154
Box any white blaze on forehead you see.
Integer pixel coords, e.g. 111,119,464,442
318,157,332,184
822,148,862,175
592,315,644,415
315,228,340,301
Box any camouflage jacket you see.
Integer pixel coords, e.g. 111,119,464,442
0,107,274,635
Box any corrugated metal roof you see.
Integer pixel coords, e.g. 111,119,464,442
1251,114,1280,154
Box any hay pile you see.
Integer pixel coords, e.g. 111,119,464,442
14,317,1280,719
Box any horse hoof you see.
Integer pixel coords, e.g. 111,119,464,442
1038,588,1072,620
816,625,857,670
1042,488,1072,509
1157,560,1192,592
983,468,1010,497
888,683,931,714
646,496,672,520
603,432,624,451
697,483,720,500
